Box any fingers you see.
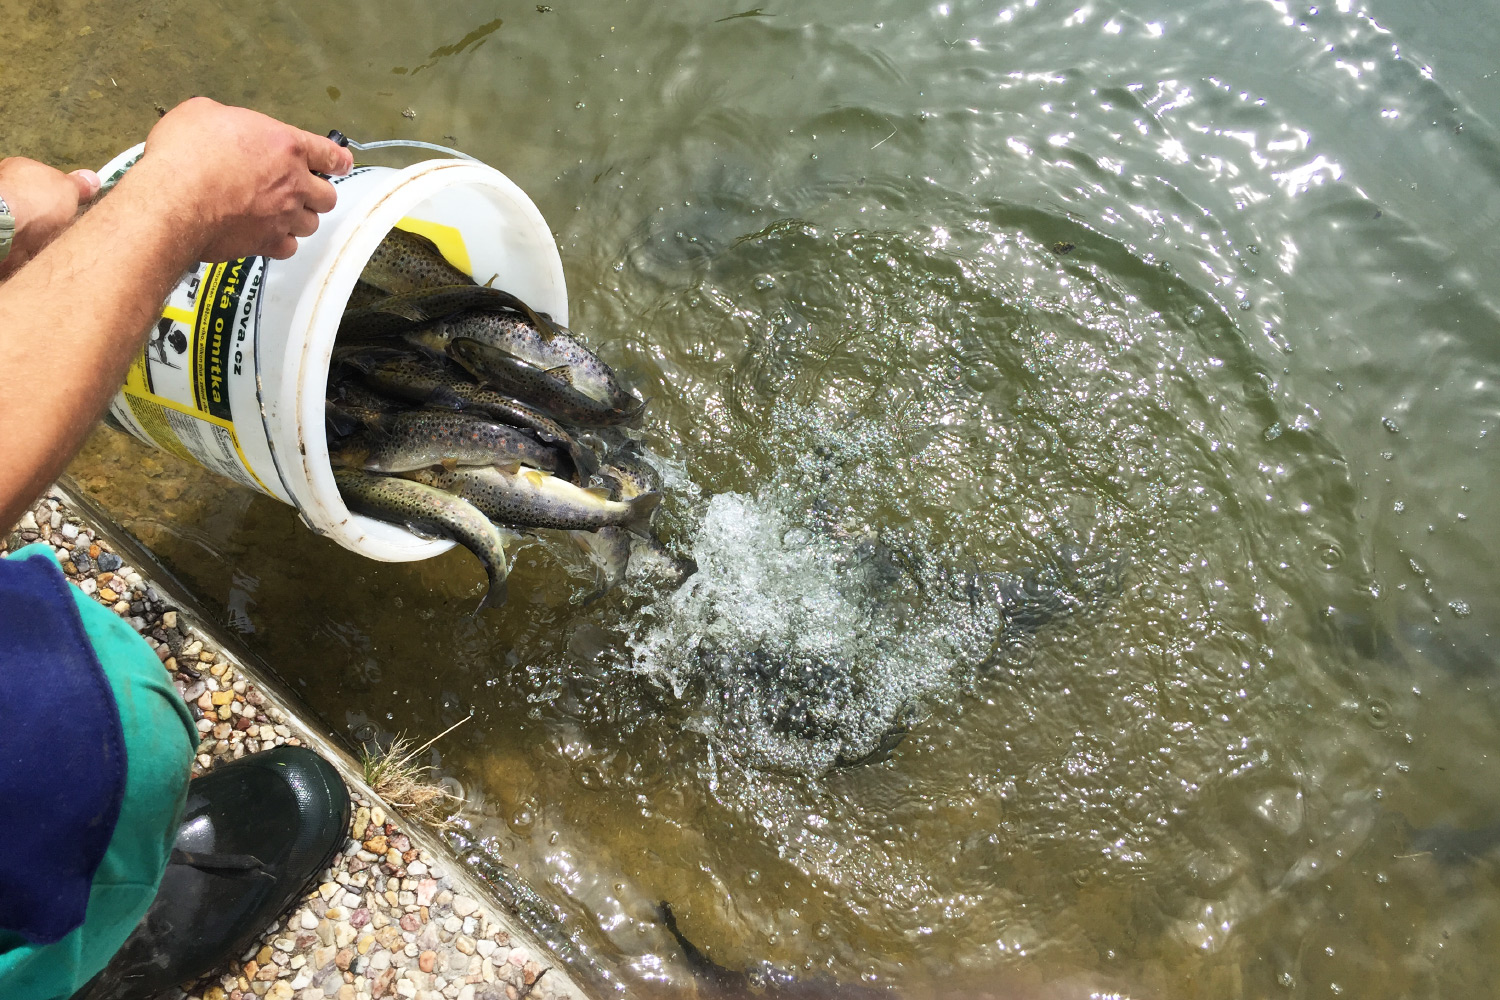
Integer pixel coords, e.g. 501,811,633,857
289,209,320,239
299,130,353,178
68,169,101,206
301,175,338,215
265,234,300,260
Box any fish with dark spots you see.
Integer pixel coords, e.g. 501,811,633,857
334,469,515,611
407,464,661,536
339,348,597,483
358,227,474,296
328,409,565,476
400,308,641,410
447,337,648,427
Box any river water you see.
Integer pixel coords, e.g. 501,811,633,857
9,0,1500,995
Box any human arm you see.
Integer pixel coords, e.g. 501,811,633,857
0,159,101,282
0,98,353,529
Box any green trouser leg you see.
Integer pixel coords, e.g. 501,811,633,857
0,544,198,1000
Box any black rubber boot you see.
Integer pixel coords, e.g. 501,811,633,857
73,745,352,1000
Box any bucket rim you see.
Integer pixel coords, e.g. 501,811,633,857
280,157,568,562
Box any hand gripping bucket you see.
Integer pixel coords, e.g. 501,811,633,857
97,141,567,562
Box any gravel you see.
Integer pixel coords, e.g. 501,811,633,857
5,492,578,1000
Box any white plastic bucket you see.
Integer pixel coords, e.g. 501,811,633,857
97,143,568,562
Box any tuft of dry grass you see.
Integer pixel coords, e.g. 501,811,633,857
360,716,469,826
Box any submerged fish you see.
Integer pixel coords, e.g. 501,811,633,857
404,309,641,410
407,464,660,536
448,337,648,427
341,349,597,482
333,469,513,611
658,903,884,999
359,228,474,296
328,409,564,476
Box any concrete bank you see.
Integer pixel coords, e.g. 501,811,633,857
6,484,597,1000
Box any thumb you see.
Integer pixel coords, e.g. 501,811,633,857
300,131,353,177
69,169,101,204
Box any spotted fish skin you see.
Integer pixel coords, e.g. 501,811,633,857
341,349,596,482
328,410,564,476
411,310,640,410
408,465,660,536
333,469,513,611
359,228,474,296
448,338,647,428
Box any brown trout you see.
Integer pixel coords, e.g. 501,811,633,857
328,410,564,476
407,465,660,536
359,228,474,296
333,469,514,611
403,310,641,410
340,349,597,483
447,338,648,427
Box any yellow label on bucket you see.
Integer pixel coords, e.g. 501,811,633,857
119,259,272,496
395,217,474,280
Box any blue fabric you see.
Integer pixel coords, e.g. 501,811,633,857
0,545,126,945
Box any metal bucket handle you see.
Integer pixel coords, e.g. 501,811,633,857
325,130,480,164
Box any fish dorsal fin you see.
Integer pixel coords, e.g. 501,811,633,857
494,462,522,476
543,364,575,386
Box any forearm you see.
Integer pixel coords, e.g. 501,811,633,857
0,164,198,527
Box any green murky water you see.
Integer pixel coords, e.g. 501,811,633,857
9,0,1500,994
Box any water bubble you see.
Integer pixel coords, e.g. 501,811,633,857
1382,417,1400,433
575,101,586,109
746,869,761,886
1392,500,1405,514
1186,305,1206,322
352,722,377,743
1365,699,1392,729
1449,600,1471,617
510,805,535,831
1316,542,1343,570
1247,243,1261,255
754,274,777,290
1264,422,1283,441
1238,298,1253,311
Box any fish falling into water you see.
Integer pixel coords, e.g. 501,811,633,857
327,226,674,610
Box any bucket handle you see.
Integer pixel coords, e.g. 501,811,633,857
325,130,480,164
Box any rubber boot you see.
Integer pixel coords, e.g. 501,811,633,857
73,745,352,1000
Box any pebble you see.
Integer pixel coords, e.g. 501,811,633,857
10,495,575,1000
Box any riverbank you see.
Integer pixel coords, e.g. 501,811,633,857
4,488,590,1000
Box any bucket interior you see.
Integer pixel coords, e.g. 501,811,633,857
294,161,568,562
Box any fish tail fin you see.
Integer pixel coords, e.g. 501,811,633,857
476,545,512,614
475,574,509,614
623,491,663,539
622,395,651,429
325,402,364,440
568,443,601,484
